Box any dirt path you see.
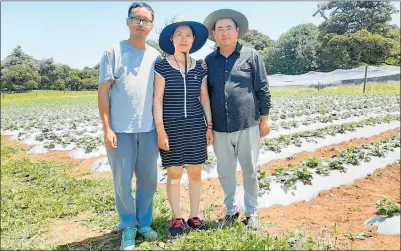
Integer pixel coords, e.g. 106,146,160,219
40,212,110,247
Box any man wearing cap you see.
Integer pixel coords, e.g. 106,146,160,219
98,2,161,250
203,9,272,230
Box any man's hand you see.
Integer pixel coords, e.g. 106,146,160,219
104,129,118,149
259,115,271,138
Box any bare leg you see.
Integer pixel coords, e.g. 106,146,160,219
187,164,203,218
166,166,184,219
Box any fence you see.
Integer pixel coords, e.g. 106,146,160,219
268,65,401,92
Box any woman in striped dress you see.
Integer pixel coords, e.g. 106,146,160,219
153,17,213,237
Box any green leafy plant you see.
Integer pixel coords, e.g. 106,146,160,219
205,152,217,166
257,170,271,196
343,229,374,240
328,160,346,172
374,198,400,217
304,157,321,168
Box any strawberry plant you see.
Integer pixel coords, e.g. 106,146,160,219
316,165,330,175
294,167,313,183
374,198,400,217
44,142,56,149
339,151,364,165
370,144,386,157
35,134,44,142
205,152,217,166
303,157,321,168
257,170,271,196
274,164,312,186
328,160,346,172
344,229,373,240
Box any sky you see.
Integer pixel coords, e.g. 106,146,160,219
1,1,400,69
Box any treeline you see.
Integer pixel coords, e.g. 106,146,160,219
241,1,400,75
0,49,100,92
1,1,399,92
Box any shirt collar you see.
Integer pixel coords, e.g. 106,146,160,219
216,42,242,58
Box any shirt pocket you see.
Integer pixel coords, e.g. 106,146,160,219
237,63,252,73
232,63,252,85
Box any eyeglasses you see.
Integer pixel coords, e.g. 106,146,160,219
127,16,152,26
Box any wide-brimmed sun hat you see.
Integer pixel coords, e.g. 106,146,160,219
203,9,249,41
159,16,209,55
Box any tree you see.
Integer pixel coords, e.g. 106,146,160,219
55,79,66,90
315,1,399,35
265,24,320,75
317,29,398,70
67,70,82,91
382,24,400,66
27,80,38,90
314,1,400,70
2,64,41,92
147,39,164,56
239,29,274,53
38,58,57,89
1,46,37,70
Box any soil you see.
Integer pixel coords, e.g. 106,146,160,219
40,212,109,246
2,128,400,250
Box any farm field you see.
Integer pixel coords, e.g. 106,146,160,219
1,82,400,250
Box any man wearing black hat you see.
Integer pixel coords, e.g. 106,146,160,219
203,9,272,230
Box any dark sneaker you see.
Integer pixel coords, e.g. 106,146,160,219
223,212,240,224
169,218,186,237
245,215,260,230
187,217,206,230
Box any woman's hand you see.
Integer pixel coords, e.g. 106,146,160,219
206,128,214,146
201,59,208,71
158,130,170,151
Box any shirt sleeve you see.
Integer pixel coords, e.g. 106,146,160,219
252,50,271,116
98,49,115,85
154,60,164,79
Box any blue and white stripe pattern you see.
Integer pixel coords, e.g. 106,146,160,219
154,58,208,168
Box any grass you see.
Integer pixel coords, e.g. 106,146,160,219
1,140,116,250
1,95,96,110
1,81,399,102
271,81,400,96
0,139,326,250
1,90,97,102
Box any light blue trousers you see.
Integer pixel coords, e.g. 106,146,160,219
106,130,159,230
213,125,260,217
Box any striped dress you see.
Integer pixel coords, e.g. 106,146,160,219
154,58,208,168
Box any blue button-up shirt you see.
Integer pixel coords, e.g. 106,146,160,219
205,42,271,133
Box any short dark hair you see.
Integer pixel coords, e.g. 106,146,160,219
127,2,154,21
212,19,238,30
